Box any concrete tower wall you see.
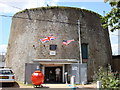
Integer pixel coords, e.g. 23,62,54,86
6,7,112,82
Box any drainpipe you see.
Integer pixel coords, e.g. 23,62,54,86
78,20,83,64
77,20,82,84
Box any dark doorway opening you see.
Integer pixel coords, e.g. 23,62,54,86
45,66,62,83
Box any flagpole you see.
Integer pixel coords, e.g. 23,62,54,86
78,20,82,64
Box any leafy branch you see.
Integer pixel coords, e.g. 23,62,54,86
102,0,120,32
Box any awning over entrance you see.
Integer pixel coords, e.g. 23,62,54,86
32,59,78,64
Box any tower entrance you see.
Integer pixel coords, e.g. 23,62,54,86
45,66,62,83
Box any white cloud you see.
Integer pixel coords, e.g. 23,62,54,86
0,0,60,14
0,3,19,13
79,7,87,9
46,0,59,6
49,0,103,2
0,0,104,14
0,44,7,53
0,0,103,3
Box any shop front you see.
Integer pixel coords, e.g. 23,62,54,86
24,59,87,84
33,59,78,83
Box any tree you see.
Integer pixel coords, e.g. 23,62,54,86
102,0,120,32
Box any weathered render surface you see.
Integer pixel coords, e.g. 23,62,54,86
6,7,112,82
0,55,5,67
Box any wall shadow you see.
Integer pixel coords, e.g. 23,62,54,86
0,82,20,88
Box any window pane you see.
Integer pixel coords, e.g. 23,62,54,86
81,44,88,59
50,45,57,50
1,70,13,74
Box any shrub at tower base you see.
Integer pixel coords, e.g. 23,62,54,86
93,65,120,88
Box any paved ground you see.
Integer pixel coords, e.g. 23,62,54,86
42,84,70,88
76,83,97,88
0,82,97,89
42,83,97,88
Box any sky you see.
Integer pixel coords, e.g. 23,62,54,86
0,0,119,55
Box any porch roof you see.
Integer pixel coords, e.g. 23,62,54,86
32,59,78,64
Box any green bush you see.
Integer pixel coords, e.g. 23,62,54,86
93,65,120,88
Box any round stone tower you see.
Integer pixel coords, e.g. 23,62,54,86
6,6,112,83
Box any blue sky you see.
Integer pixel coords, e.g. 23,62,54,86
0,0,119,55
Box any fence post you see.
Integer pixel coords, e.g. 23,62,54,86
97,81,102,89
71,75,75,87
64,72,68,84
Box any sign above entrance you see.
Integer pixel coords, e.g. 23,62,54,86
33,59,78,64
50,51,56,55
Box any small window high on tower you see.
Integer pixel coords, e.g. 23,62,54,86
49,45,57,50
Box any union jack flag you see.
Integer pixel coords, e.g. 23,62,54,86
40,35,56,43
63,39,75,45
47,36,56,40
40,37,49,43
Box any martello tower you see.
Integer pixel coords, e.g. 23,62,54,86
6,6,112,83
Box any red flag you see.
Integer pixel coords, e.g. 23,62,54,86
63,39,75,45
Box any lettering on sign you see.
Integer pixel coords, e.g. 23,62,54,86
50,51,56,55
72,66,77,70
